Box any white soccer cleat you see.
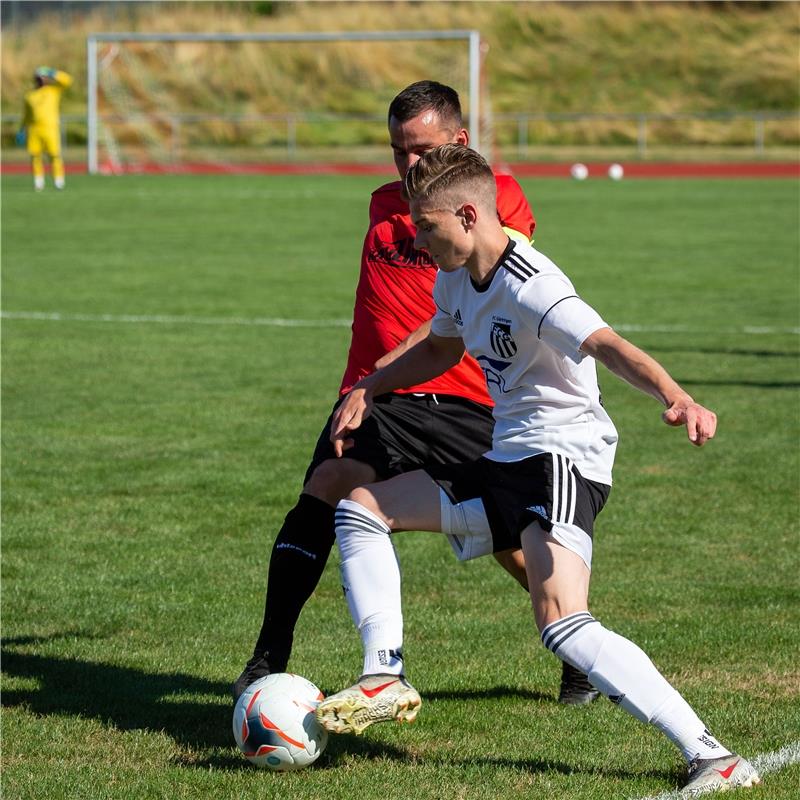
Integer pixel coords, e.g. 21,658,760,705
315,673,421,735
682,753,761,796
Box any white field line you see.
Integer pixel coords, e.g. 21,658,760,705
0,310,351,328
2,310,799,336
630,739,800,800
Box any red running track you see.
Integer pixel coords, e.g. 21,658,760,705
2,161,798,178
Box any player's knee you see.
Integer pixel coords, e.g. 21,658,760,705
304,458,376,506
346,486,382,516
531,595,589,635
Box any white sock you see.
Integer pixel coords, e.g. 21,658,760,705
542,613,732,762
34,176,45,191
335,499,404,676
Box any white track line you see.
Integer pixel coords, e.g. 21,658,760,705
2,310,798,336
630,739,800,800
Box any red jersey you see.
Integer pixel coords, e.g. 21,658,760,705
340,174,535,403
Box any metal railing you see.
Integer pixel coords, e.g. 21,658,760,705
493,110,799,156
3,110,798,160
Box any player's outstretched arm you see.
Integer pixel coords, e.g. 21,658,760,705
53,69,73,89
580,327,717,446
331,333,465,456
374,319,433,370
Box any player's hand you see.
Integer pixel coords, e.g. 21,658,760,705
330,385,373,457
662,396,717,446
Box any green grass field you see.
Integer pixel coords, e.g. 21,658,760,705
2,172,799,800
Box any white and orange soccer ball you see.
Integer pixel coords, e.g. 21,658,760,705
233,673,328,770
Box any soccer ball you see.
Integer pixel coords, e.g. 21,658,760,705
570,162,589,181
608,163,624,181
232,673,328,770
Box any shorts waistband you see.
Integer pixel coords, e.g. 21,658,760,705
392,392,492,411
409,392,439,403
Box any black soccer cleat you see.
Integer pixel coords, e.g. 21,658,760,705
558,661,600,705
232,651,272,701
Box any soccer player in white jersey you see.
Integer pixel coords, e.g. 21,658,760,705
315,144,761,796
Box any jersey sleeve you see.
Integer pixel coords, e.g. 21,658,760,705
518,275,608,361
430,277,461,338
495,175,536,240
53,70,73,89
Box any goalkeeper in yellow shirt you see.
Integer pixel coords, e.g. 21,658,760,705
19,66,72,191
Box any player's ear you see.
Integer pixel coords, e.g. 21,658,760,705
458,203,478,231
456,128,469,146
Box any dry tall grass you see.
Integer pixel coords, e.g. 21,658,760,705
2,1,797,150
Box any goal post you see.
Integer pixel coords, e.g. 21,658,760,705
86,29,482,174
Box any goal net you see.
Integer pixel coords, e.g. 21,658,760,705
86,31,483,174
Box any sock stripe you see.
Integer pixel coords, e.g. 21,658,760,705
541,611,595,652
335,508,390,534
546,618,599,656
541,611,593,639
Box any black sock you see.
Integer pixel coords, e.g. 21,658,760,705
253,493,336,670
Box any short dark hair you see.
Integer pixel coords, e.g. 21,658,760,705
387,80,463,130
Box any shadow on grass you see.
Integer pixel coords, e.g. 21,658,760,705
434,754,677,783
677,377,800,389
423,685,551,703
1,636,678,783
2,636,235,749
196,742,677,783
1,634,406,765
644,345,799,359
192,731,413,771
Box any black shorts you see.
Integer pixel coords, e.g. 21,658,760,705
304,392,495,485
425,453,611,556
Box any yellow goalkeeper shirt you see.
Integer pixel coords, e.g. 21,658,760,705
23,70,73,131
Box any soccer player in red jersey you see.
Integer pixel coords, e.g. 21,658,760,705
234,81,593,704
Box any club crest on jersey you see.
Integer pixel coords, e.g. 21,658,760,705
490,317,517,358
476,355,512,394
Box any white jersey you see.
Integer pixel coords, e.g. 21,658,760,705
431,239,618,485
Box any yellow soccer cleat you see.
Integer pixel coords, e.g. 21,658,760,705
315,673,421,734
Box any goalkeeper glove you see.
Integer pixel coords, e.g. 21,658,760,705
34,66,57,79
15,129,27,147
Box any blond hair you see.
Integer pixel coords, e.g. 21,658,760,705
403,143,496,210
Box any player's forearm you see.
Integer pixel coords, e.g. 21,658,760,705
375,319,432,369
53,70,73,88
582,328,691,408
364,334,464,398
36,67,72,88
